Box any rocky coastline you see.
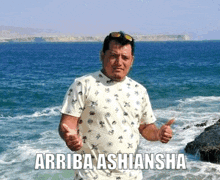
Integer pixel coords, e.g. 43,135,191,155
184,119,220,164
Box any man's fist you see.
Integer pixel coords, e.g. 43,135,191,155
62,123,83,151
158,119,175,143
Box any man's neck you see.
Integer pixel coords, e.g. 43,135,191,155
101,69,124,82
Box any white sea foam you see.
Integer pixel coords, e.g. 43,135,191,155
139,96,220,179
0,129,72,180
1,96,220,179
154,96,220,123
2,106,62,120
30,106,61,118
178,96,220,104
0,159,16,165
153,96,220,145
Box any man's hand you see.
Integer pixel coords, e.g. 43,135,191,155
158,119,175,143
62,123,83,151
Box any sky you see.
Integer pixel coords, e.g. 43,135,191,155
0,0,220,40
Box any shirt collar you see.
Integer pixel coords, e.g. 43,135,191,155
98,70,127,85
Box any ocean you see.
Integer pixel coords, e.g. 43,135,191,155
0,41,220,180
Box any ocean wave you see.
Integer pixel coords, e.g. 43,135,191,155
0,130,66,162
152,96,220,155
177,96,220,104
0,159,17,165
1,106,62,120
31,106,61,118
0,129,69,180
154,96,220,123
140,97,220,179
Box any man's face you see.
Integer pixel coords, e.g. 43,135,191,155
101,40,134,81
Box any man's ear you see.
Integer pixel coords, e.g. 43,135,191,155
100,51,104,62
131,56,134,65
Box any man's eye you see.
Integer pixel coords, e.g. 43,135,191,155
123,56,129,60
111,54,116,58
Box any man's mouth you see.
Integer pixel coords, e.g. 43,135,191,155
113,68,123,71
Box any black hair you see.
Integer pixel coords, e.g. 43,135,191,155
102,31,135,55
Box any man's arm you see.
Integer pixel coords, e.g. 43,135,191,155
139,119,174,143
58,114,83,151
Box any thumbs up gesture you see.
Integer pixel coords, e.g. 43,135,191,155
62,123,83,151
158,119,175,143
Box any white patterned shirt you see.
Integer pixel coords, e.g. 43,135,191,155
61,71,156,180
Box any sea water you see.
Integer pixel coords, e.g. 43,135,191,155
0,41,220,179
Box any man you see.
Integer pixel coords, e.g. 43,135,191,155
59,31,174,180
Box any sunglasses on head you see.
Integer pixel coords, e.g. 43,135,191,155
110,32,133,42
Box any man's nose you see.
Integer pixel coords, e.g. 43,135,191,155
114,56,123,65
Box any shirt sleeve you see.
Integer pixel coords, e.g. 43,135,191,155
61,79,86,117
140,89,156,125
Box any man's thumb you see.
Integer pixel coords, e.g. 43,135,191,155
62,123,78,136
62,123,71,132
165,119,175,126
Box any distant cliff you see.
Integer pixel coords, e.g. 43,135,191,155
42,34,190,42
0,31,190,42
133,34,190,41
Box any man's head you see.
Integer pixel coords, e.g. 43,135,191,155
100,31,135,82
